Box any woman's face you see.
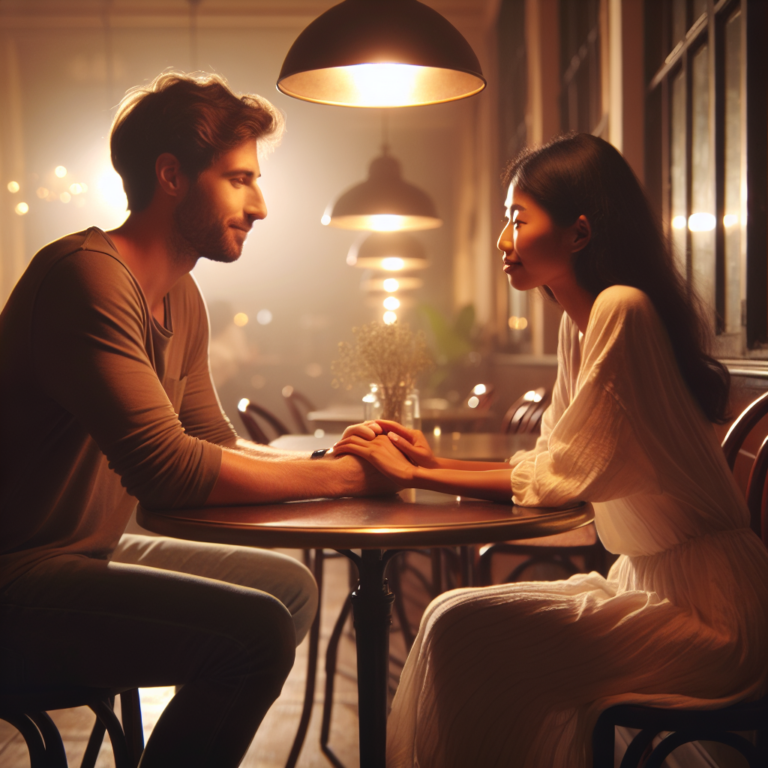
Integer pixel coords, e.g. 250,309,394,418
497,184,579,293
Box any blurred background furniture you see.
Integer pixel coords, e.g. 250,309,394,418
592,390,768,768
282,386,316,435
237,399,291,444
0,687,143,768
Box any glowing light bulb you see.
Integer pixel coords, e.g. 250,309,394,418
671,215,687,230
383,296,400,310
472,384,487,395
238,398,250,411
233,312,248,327
369,214,402,232
383,311,397,325
383,278,399,292
321,214,331,226
349,63,419,108
381,257,405,271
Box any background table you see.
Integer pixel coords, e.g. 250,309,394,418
137,489,592,768
306,404,498,433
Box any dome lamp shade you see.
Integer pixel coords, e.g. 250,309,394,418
347,231,429,270
323,152,442,231
277,0,486,108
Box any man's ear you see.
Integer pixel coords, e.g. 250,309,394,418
571,215,591,253
155,153,186,198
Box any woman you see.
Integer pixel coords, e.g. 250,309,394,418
334,134,768,767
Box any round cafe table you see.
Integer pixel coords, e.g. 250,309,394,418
137,490,593,768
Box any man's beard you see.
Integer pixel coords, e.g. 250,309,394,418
171,184,241,264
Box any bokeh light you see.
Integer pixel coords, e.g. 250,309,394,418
7,181,20,193
233,312,249,327
383,311,397,324
55,166,67,178
14,202,29,215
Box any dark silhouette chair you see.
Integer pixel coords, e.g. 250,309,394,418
500,386,550,434
281,386,316,434
237,398,290,444
0,686,144,767
592,390,768,767
478,387,607,584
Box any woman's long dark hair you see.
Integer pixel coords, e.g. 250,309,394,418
503,133,730,423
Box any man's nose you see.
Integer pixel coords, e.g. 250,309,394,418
246,187,267,222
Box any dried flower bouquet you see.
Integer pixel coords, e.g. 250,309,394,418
332,322,433,424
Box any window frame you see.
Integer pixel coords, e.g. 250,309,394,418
645,0,768,354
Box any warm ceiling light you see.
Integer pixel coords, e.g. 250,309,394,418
362,276,424,292
323,150,441,231
346,231,429,270
277,0,486,108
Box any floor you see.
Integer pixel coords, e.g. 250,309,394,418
0,549,431,768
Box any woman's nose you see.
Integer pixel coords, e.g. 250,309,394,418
497,224,513,254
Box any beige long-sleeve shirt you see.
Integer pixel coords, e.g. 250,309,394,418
0,227,236,590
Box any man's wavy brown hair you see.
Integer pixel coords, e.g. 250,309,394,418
110,72,284,212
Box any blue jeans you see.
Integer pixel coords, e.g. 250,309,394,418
0,534,318,767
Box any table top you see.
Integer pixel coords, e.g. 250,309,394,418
270,432,538,463
137,489,593,550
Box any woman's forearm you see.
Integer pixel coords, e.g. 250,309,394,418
433,457,514,472
411,466,514,503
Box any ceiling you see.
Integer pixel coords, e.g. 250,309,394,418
0,0,500,27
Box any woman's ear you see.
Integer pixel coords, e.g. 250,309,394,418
571,215,591,253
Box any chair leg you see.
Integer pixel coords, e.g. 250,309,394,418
80,713,107,768
285,549,324,768
89,699,133,768
119,689,143,767
320,592,354,768
1,711,66,767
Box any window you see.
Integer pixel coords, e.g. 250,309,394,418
645,0,768,355
560,0,603,135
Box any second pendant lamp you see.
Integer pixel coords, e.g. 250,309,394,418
322,116,442,232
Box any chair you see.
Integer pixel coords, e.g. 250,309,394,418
237,398,290,444
0,686,144,767
592,390,768,767
500,387,550,434
477,387,607,584
281,386,316,434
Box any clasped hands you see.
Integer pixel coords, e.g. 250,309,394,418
332,420,437,486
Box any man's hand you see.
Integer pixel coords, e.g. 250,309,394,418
331,452,402,496
371,421,440,469
333,434,419,487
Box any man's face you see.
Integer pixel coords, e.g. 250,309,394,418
173,139,267,264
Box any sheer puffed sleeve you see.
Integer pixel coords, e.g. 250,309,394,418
31,250,222,510
510,287,663,507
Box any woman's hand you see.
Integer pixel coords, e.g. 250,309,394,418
339,420,384,441
332,433,418,487
373,421,440,469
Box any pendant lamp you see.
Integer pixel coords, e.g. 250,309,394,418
277,0,486,108
347,231,429,270
322,147,442,231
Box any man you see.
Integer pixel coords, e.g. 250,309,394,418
0,72,392,767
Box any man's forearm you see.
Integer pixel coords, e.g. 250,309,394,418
204,447,391,506
232,437,322,461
